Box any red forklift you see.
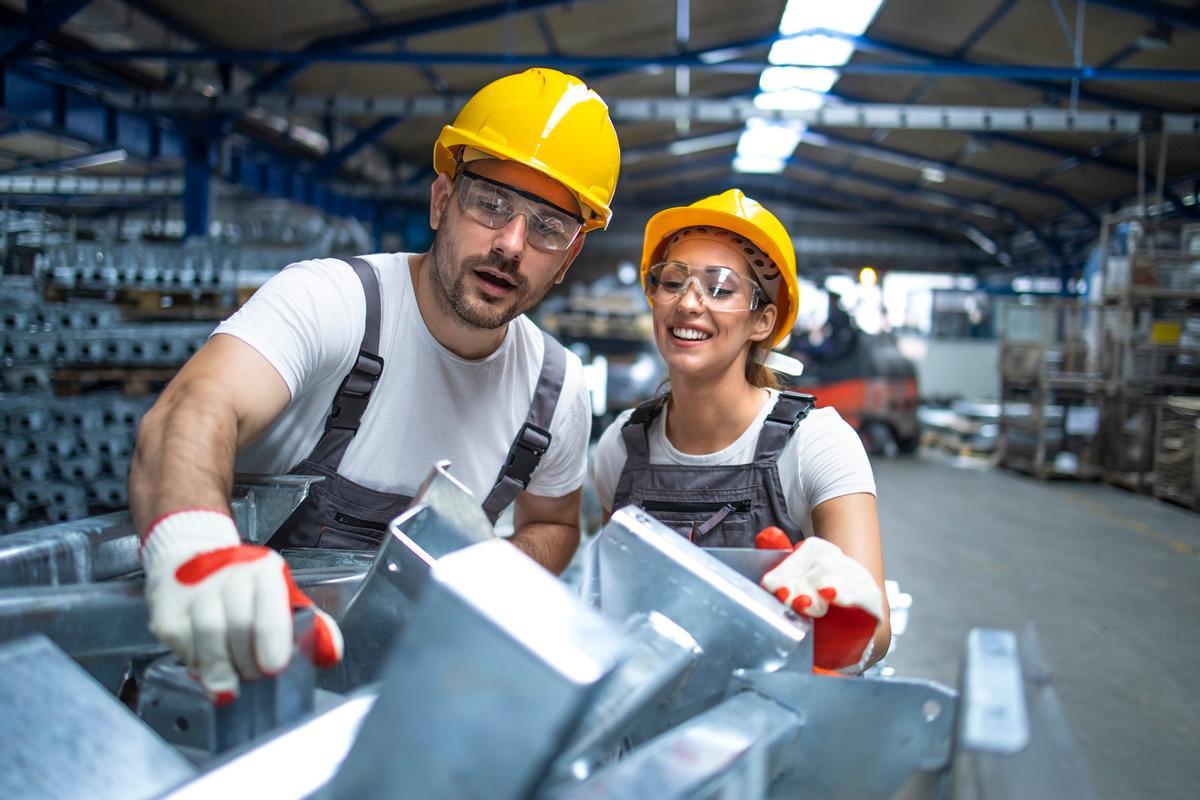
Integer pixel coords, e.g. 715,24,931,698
784,292,920,456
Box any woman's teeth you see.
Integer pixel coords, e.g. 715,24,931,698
671,327,711,341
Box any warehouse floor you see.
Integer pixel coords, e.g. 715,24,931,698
876,453,1200,800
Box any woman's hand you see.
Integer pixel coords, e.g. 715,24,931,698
757,529,883,672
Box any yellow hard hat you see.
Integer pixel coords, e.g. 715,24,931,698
433,68,620,232
641,189,799,346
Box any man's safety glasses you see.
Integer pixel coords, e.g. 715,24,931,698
644,261,767,312
457,171,584,253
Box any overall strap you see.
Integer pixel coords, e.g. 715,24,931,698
480,330,567,523
620,394,669,466
752,391,815,461
306,257,385,469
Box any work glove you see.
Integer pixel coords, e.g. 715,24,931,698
141,508,344,704
756,527,883,673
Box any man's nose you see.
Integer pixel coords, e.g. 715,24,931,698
491,213,527,263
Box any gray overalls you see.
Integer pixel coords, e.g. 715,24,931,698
266,257,566,551
610,391,815,548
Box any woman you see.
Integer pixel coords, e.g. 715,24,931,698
591,189,890,671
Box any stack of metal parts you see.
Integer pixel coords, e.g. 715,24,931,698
36,241,317,296
0,466,1097,800
1,394,153,530
1,273,220,531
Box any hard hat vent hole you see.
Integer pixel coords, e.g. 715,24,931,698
744,247,755,255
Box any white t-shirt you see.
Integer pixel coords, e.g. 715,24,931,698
215,253,591,514
592,389,876,535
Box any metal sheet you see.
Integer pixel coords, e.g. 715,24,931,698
545,691,802,800
0,474,322,587
548,610,702,783
327,539,630,800
319,462,495,692
137,611,316,756
159,691,377,800
583,506,812,740
733,670,957,800
0,565,366,660
0,634,195,800
950,627,1098,800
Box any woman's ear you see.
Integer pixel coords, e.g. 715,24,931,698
428,173,455,231
748,303,778,343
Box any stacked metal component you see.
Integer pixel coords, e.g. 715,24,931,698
0,465,1097,799
1,394,152,529
0,273,220,531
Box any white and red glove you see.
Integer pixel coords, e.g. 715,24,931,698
755,527,883,673
141,509,344,704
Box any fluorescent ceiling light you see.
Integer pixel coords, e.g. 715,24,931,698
734,154,787,174
769,34,855,67
921,166,947,183
780,0,886,36
759,65,839,94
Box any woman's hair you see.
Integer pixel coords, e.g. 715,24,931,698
746,316,782,390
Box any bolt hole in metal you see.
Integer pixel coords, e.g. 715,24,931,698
923,699,943,723
174,717,190,733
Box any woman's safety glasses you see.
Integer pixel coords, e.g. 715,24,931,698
457,171,584,253
644,260,767,312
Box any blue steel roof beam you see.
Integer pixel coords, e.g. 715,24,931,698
79,45,1200,87
338,0,449,96
625,176,1007,265
0,0,95,64
904,0,1020,105
808,129,1100,225
624,149,1025,232
245,0,580,95
828,86,1195,217
313,114,402,178
1087,0,1200,32
117,0,419,179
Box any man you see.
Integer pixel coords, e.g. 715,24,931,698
129,68,621,702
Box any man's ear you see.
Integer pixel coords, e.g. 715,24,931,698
749,303,778,343
553,232,587,284
428,173,455,231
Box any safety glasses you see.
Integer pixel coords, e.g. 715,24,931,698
644,260,767,312
457,171,584,253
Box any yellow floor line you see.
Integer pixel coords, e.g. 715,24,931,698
1061,490,1197,559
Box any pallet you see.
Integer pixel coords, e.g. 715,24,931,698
52,365,179,396
1100,470,1154,495
1001,453,1100,481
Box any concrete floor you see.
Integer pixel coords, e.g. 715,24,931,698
875,452,1200,800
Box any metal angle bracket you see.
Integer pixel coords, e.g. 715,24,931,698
731,669,957,800
583,506,813,741
327,539,631,800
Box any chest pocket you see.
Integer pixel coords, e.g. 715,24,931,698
639,497,755,548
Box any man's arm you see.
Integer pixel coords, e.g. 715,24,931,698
810,492,892,665
510,487,583,575
129,333,292,532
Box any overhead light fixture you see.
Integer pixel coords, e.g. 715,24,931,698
858,266,878,287
735,0,884,175
735,119,805,174
921,166,947,183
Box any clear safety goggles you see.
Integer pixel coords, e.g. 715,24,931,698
457,171,584,253
644,260,768,312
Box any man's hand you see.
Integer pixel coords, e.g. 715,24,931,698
141,509,343,703
757,529,883,672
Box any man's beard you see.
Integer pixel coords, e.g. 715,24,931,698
428,230,548,330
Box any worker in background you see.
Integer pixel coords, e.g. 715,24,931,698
591,190,889,672
129,68,620,701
